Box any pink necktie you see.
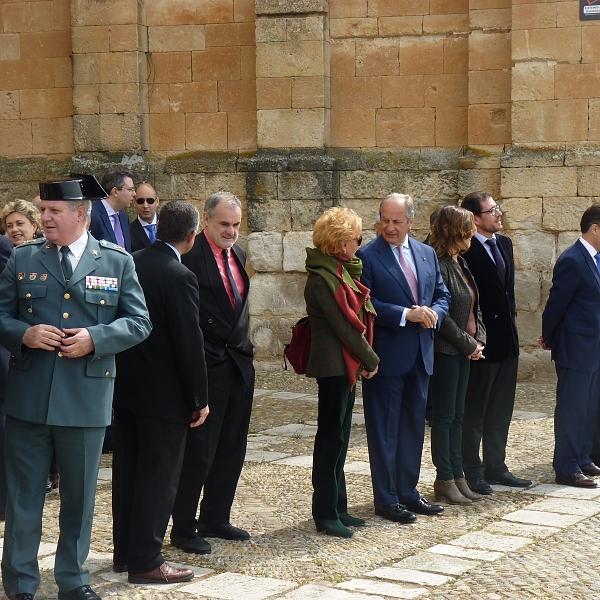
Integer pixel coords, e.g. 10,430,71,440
397,245,418,303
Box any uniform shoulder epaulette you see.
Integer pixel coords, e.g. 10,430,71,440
98,240,129,254
15,237,46,248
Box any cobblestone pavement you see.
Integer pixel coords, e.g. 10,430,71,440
3,372,600,599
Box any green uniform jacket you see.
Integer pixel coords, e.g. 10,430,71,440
304,273,379,379
0,235,151,427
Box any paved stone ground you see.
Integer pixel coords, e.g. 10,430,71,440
3,372,600,599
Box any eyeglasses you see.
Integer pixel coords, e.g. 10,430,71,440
480,205,502,216
136,198,157,205
118,187,136,193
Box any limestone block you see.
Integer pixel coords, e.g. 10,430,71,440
411,198,449,232
543,196,594,232
72,54,100,86
331,40,356,77
368,0,429,18
458,168,500,198
247,199,292,231
163,173,206,201
256,41,325,78
459,147,503,170
255,0,328,15
469,31,510,72
72,0,138,26
512,230,555,272
149,25,206,52
515,270,541,312
73,114,100,153
256,18,286,43
512,28,581,65
518,346,556,382
400,38,443,76
99,51,139,84
286,16,325,42
405,170,458,200
73,84,99,115
99,83,140,114
278,171,333,200
424,13,469,35
331,77,380,109
424,73,468,107
330,18,378,39
376,108,435,147
292,76,328,109
206,22,255,46
419,149,462,171
578,167,600,197
501,197,541,231
470,8,511,30
248,232,283,271
330,109,376,148
356,39,399,77
468,70,509,105
557,231,580,259
249,317,277,359
71,26,109,54
257,77,291,109
330,0,367,19
516,310,542,346
589,99,600,142
501,167,577,198
146,0,234,26
511,62,555,102
205,173,247,199
565,144,600,167
291,199,335,231
0,121,32,156
257,108,328,148
339,170,407,200
283,231,313,272
435,107,468,147
248,272,308,316
501,145,565,169
192,47,241,81
512,2,557,30
246,171,279,201
330,148,420,171
468,103,510,145
164,152,238,174
0,90,20,120
185,113,228,151
110,24,140,52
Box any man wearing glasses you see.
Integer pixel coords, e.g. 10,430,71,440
131,184,160,252
460,192,532,495
89,171,134,253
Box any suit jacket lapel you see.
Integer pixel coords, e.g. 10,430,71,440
39,241,66,286
471,237,503,285
99,203,117,245
375,235,415,303
577,240,600,290
199,234,236,320
409,238,427,304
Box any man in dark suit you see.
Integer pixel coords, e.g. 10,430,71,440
112,201,209,583
89,171,134,252
130,183,159,252
357,193,450,522
460,191,531,494
171,191,254,553
541,205,600,488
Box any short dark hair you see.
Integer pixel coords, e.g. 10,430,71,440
461,191,493,216
101,170,134,195
580,204,600,234
157,201,199,244
204,191,242,218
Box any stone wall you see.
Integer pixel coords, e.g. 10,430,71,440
0,0,599,378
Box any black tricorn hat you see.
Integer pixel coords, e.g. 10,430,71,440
39,174,107,201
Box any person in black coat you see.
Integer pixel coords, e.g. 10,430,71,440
130,183,160,252
170,191,254,553
460,192,532,494
112,201,209,584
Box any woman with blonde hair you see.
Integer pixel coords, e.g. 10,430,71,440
2,199,42,246
304,206,379,538
428,206,486,505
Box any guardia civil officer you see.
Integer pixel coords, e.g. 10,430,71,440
0,175,151,600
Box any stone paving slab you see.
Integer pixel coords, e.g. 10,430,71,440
282,584,385,600
524,497,600,517
485,520,561,539
524,483,600,499
337,579,428,598
247,434,290,447
450,532,532,552
274,455,313,467
427,543,504,561
179,572,297,599
344,461,371,475
512,410,547,420
354,397,363,406
351,413,365,426
268,392,311,400
393,552,479,575
253,389,274,397
261,424,318,437
366,567,453,586
489,484,529,493
245,450,290,462
502,509,585,528
97,468,112,482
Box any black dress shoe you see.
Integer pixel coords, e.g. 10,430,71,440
9,594,35,600
556,471,598,488
58,585,101,600
486,471,532,488
197,523,250,540
46,472,60,494
581,462,600,476
467,476,493,495
374,503,416,523
405,498,444,516
171,533,212,554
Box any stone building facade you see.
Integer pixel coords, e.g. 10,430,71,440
1,0,599,376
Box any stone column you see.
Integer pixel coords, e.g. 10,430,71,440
255,0,329,148
71,0,148,152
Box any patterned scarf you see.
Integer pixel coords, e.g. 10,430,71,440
306,247,376,386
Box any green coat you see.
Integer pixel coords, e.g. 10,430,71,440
0,235,151,427
304,273,379,379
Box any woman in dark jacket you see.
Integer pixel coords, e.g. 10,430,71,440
429,206,486,505
305,207,379,538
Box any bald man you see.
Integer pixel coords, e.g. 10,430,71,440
131,184,160,252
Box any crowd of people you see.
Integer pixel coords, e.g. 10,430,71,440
0,174,599,600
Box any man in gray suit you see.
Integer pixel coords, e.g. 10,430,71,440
0,175,151,600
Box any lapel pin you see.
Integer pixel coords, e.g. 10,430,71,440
92,250,99,256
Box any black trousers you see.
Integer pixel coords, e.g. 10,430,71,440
171,360,254,538
112,407,187,574
312,376,355,521
461,354,518,479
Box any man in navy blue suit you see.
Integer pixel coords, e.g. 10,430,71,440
90,171,134,252
357,193,450,522
541,204,600,488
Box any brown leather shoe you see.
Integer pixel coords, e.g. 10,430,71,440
128,562,194,584
581,462,600,476
556,471,598,488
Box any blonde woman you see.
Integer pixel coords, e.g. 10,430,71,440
2,199,42,246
